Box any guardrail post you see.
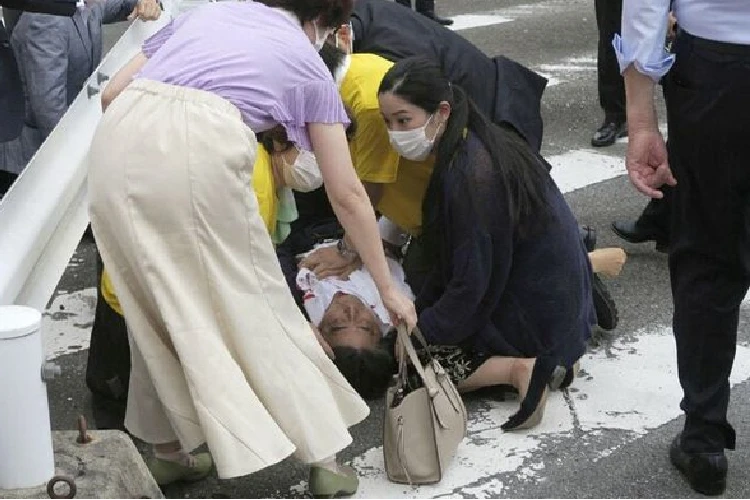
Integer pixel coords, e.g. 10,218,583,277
0,305,57,489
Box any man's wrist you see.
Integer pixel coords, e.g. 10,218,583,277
336,238,358,260
624,67,659,132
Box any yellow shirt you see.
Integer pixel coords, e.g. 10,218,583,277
101,145,279,315
341,54,435,236
253,146,278,235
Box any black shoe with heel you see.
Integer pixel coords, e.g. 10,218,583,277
580,225,597,253
502,355,556,431
592,274,618,331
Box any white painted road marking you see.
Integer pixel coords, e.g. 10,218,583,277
291,333,750,498
547,150,626,193
42,150,630,360
43,288,97,360
536,54,597,89
448,14,513,32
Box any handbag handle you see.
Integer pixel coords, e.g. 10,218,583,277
396,325,440,398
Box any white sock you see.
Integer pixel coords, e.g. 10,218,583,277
153,448,196,467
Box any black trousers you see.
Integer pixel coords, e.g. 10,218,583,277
593,0,625,122
666,31,750,453
635,186,672,241
395,0,436,16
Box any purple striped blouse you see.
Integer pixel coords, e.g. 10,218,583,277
136,1,349,150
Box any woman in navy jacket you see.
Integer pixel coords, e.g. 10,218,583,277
378,56,595,430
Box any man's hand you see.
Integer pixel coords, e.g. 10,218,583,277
622,66,676,198
299,245,362,280
128,0,160,21
626,127,676,198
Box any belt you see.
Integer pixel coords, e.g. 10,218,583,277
682,30,750,56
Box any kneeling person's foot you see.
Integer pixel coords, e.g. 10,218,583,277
670,435,727,496
589,247,627,278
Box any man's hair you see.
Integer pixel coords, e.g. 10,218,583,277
333,340,396,400
254,0,353,28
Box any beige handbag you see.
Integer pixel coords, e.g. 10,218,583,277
383,325,468,485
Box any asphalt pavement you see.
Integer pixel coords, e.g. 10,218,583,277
38,0,750,497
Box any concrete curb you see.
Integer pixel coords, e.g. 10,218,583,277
0,430,163,499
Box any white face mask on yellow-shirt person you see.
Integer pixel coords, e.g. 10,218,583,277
271,145,324,193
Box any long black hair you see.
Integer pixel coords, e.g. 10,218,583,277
378,56,551,265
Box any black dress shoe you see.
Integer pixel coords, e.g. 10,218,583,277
423,12,454,25
592,273,618,331
591,121,627,147
611,220,669,253
670,435,727,496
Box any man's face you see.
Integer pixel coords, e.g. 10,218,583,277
318,293,381,350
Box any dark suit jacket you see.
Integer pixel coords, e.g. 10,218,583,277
1,0,136,173
1,0,76,16
351,0,548,152
1,0,75,142
1,23,24,142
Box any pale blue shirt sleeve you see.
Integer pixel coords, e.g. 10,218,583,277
612,0,675,81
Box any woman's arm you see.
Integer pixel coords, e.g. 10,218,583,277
308,122,417,329
101,51,148,111
417,172,513,345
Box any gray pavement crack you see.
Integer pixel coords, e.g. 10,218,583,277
563,388,584,438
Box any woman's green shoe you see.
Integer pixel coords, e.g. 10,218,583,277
309,464,359,498
147,452,213,486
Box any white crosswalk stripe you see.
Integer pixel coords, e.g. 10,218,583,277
537,55,598,88
448,14,513,31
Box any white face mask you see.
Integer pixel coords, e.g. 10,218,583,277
388,114,441,161
282,149,323,192
312,21,333,52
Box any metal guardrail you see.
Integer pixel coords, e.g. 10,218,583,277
0,0,185,311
